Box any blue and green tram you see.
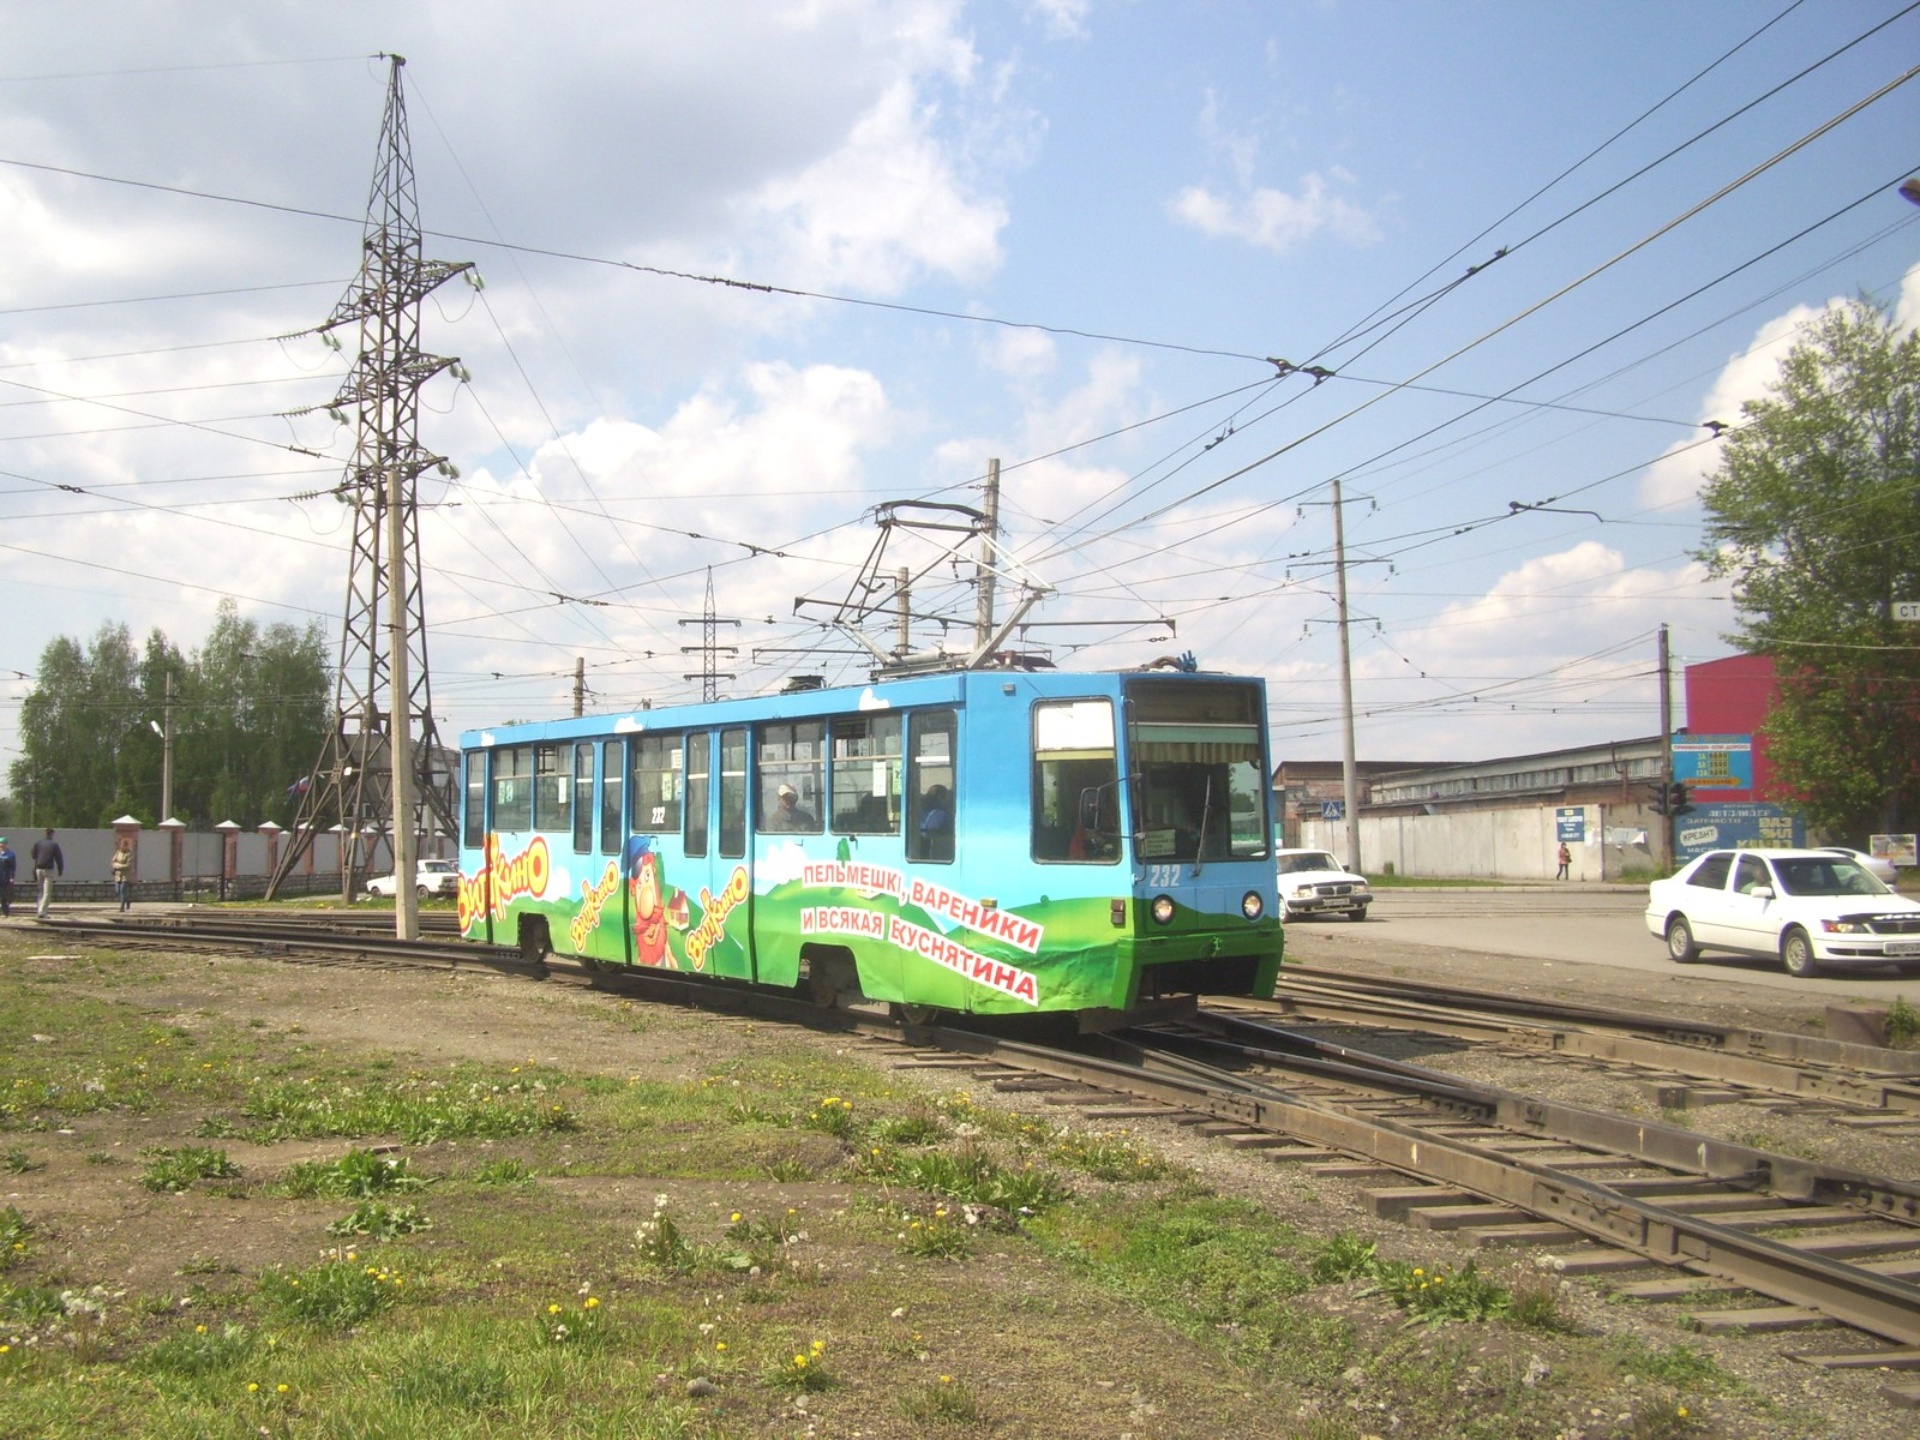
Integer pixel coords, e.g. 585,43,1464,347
456,667,1283,1024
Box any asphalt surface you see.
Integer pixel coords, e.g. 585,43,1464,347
1292,884,1920,1004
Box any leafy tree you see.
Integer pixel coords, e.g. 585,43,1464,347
8,605,330,828
10,623,145,826
1698,296,1919,838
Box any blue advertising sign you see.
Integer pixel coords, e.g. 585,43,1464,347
1671,734,1754,798
1674,803,1803,863
1555,807,1586,843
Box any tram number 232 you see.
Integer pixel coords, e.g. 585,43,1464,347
1146,864,1185,889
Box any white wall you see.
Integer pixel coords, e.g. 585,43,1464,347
1299,802,1660,880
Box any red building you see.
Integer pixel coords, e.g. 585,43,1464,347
1681,653,1781,801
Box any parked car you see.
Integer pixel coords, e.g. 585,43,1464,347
1274,848,1371,922
1815,846,1899,885
364,858,461,899
1644,848,1920,977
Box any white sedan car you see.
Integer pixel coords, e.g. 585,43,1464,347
1816,846,1899,885
1645,848,1920,977
364,858,461,899
1274,848,1371,922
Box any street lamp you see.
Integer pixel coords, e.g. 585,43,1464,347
148,716,173,823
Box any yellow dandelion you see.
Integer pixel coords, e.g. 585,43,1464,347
276,1384,289,1394
1678,1408,1689,1419
793,1354,808,1368
715,1341,727,1352
940,1375,952,1384
1412,1267,1424,1277
811,1340,825,1353
584,1296,599,1309
548,1303,562,1314
730,1212,742,1223
248,1382,259,1393
195,1324,207,1334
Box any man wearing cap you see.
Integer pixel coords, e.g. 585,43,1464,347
0,836,14,918
766,783,816,832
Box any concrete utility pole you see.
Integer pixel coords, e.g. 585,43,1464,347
1658,623,1673,874
267,53,470,934
572,657,586,718
1332,479,1362,874
974,458,1000,651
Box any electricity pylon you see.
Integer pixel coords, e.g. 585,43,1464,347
267,54,471,934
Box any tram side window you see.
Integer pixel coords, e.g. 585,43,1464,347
598,740,625,854
684,733,710,857
492,745,532,832
1031,700,1119,863
720,727,748,857
831,715,901,835
463,751,485,848
758,720,823,834
572,744,595,853
630,735,682,833
532,744,571,833
906,709,956,863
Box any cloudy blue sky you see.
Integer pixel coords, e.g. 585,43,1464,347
2,0,1916,793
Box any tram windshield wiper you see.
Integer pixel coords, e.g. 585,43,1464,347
1192,774,1214,878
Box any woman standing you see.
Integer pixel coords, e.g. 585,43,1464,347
111,839,135,912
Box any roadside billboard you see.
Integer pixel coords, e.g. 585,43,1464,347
1674,802,1803,863
1671,734,1754,798
1871,834,1917,869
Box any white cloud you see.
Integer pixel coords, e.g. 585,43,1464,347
740,77,1008,292
1170,169,1380,255
1027,0,1091,40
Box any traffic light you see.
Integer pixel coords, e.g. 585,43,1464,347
1668,782,1693,817
1649,783,1669,816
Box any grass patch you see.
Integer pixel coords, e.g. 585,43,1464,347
138,1145,241,1193
259,1256,406,1327
278,1147,431,1199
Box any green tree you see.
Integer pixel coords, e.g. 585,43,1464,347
1698,296,1920,838
9,623,145,825
9,607,330,828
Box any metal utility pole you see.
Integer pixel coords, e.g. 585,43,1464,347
1658,623,1674,874
1332,480,1362,874
974,458,1000,650
267,54,471,934
148,671,175,822
895,566,911,656
680,568,740,702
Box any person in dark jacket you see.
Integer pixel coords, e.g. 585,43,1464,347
30,828,63,918
0,837,15,918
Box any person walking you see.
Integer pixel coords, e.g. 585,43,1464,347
1555,841,1572,881
111,838,135,912
0,837,15,918
31,827,64,918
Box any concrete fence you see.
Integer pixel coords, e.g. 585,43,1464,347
6,823,448,902
1298,800,1663,881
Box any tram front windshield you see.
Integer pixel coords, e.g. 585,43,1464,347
1126,679,1269,864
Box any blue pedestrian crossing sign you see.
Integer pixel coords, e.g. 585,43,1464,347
1321,800,1345,820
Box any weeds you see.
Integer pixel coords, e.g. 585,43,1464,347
534,1294,607,1349
770,1338,833,1392
803,1095,857,1139
1365,1259,1510,1325
141,1321,257,1378
1886,995,1918,1048
326,1200,429,1239
470,1157,534,1186
2,1150,37,1175
0,1207,29,1270
901,1374,982,1424
259,1256,404,1327
1310,1231,1378,1283
279,1148,431,1199
137,1145,240,1193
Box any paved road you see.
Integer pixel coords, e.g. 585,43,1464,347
1296,886,1920,1004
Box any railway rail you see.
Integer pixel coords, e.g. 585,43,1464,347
32,909,1920,1401
1257,964,1920,1119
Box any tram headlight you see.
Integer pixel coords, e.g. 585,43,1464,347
1241,890,1264,921
1150,895,1176,925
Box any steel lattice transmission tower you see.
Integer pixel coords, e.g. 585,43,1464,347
268,54,472,925
679,568,739,702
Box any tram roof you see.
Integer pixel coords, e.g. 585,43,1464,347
458,667,1263,749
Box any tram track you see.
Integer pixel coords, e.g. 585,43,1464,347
34,909,1920,1397
1253,964,1920,1120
